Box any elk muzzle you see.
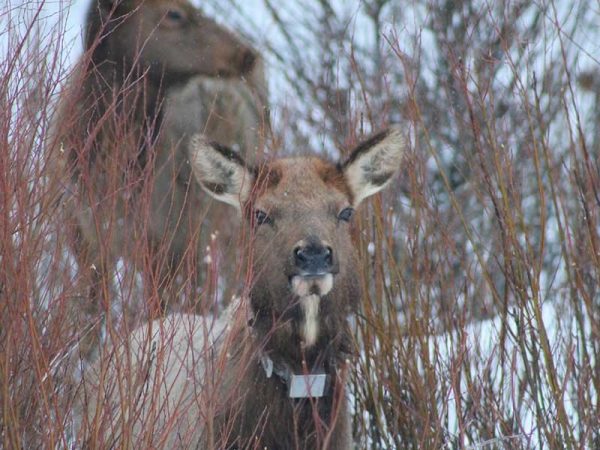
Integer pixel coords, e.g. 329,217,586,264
290,238,336,298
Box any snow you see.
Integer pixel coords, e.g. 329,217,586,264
4,1,597,447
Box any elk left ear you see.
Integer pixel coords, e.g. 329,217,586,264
342,128,406,206
188,134,253,211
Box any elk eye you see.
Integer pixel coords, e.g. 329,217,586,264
254,209,271,226
338,207,354,222
165,9,185,23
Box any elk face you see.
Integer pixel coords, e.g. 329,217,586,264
189,130,405,348
90,0,258,82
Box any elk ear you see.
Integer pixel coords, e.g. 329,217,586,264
341,128,405,206
188,135,254,211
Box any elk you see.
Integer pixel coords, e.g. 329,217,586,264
50,0,268,353
77,128,405,449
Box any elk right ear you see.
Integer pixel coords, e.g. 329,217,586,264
188,135,254,211
342,128,405,206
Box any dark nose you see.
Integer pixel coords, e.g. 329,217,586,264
236,47,256,75
293,242,333,275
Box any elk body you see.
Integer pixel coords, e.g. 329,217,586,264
77,129,405,449
50,0,268,346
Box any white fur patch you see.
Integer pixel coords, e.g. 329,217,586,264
291,273,333,297
291,274,334,347
300,294,320,347
188,134,252,210
315,273,333,296
291,276,311,297
344,128,405,206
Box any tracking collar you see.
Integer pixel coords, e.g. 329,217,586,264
259,351,330,398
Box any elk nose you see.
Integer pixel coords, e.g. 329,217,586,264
237,48,256,75
294,242,333,275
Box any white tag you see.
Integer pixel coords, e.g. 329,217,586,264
289,374,328,398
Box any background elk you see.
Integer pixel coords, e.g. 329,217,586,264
49,0,269,357
77,128,405,449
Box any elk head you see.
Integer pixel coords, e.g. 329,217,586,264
189,130,405,361
86,0,258,83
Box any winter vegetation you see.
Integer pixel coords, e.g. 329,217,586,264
1,0,598,448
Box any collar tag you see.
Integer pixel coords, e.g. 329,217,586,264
289,373,328,398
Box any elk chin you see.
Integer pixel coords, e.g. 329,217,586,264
290,274,333,297
290,274,333,348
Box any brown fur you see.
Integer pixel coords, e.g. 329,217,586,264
77,129,405,449
49,0,269,353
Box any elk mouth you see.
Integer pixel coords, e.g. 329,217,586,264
289,273,334,298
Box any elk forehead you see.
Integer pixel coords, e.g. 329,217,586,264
255,157,350,208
